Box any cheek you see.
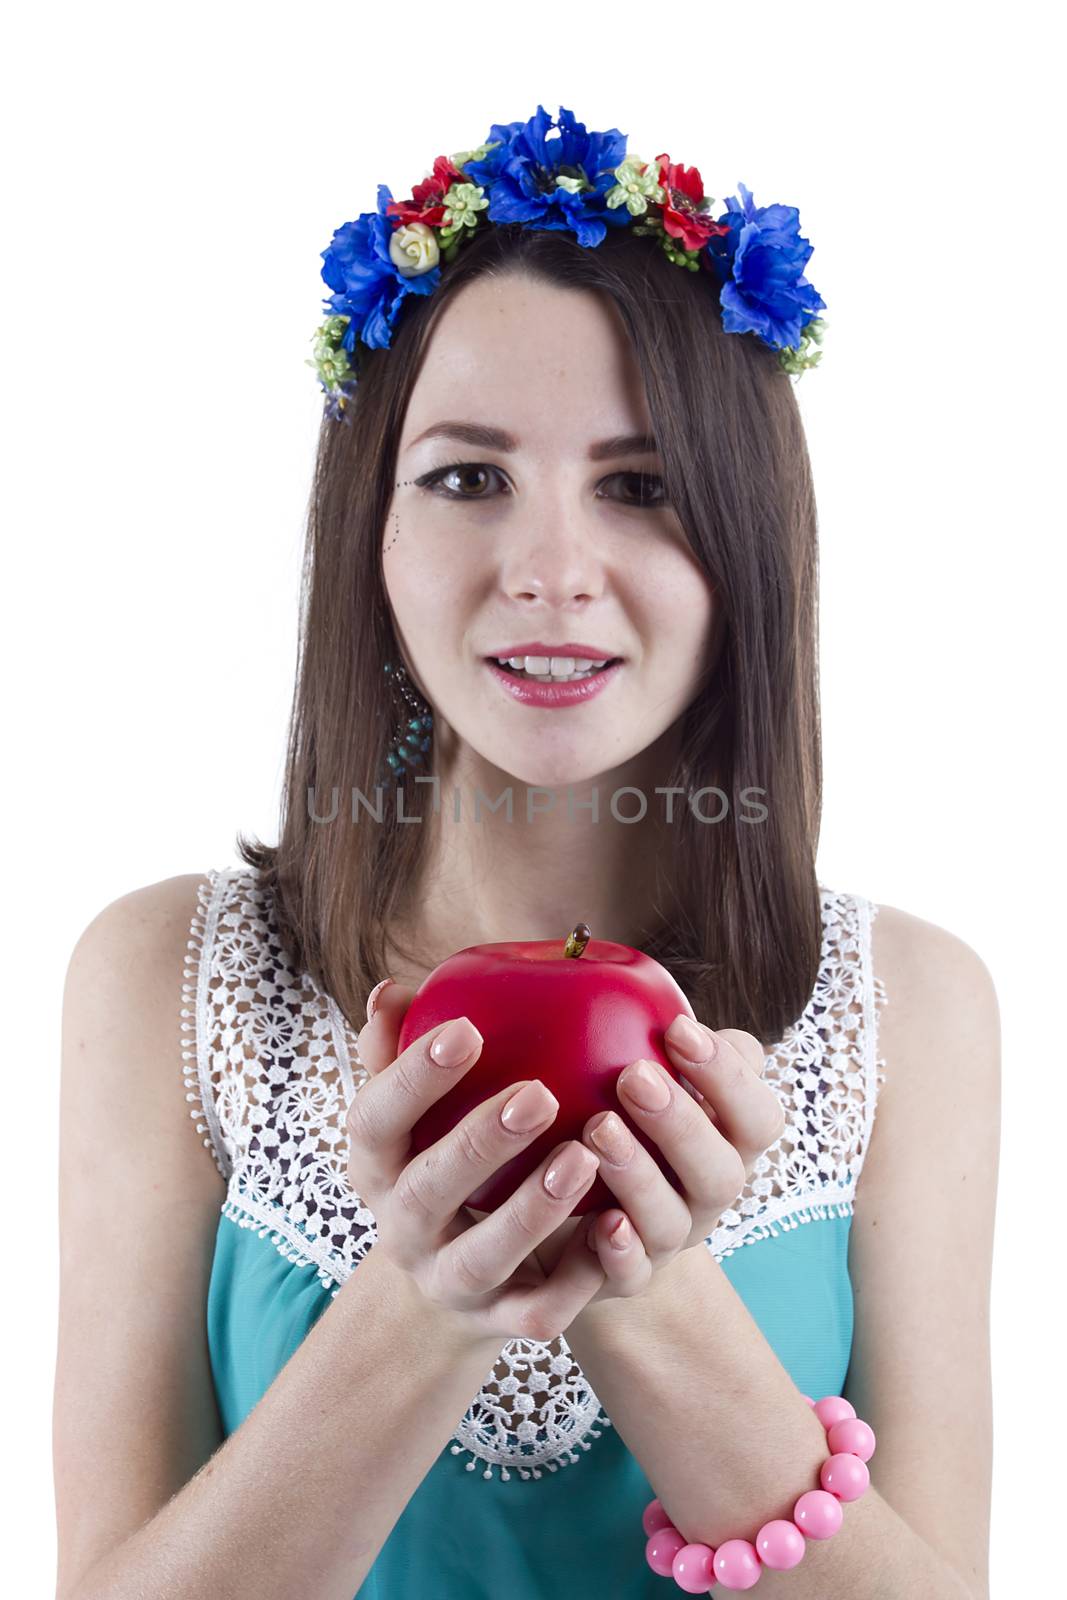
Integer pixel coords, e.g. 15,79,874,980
383,520,473,626
639,549,717,657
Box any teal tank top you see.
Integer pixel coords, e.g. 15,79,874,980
183,867,887,1600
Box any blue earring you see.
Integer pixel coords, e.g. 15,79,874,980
382,658,433,782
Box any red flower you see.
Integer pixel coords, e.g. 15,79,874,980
385,154,467,228
653,153,731,252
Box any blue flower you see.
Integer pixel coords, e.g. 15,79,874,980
462,105,631,247
320,184,440,352
704,183,826,352
322,381,357,423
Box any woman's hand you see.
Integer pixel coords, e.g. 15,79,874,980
356,984,785,1314
346,982,607,1348
566,1013,786,1305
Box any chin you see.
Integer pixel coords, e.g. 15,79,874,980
480,748,619,792
454,717,633,792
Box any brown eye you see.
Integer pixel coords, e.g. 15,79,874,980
446,465,492,496
607,471,668,508
420,462,507,499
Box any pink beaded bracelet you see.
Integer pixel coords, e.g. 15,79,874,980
643,1393,876,1592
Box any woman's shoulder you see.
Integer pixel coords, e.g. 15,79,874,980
815,882,994,995
859,896,1000,1107
866,896,997,1010
63,871,220,1093
61,872,227,1202
66,872,213,988
808,885,999,1085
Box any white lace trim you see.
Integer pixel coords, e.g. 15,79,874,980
181,874,230,1182
187,865,888,1482
707,890,888,1260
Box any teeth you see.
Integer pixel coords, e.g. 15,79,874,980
496,654,611,681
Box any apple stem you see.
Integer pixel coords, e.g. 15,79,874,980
564,923,591,959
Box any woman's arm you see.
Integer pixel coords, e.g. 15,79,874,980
562,905,998,1600
54,879,502,1600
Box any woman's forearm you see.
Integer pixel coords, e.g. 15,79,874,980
566,1246,975,1598
64,1244,501,1600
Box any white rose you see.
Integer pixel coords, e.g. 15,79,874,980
389,221,440,278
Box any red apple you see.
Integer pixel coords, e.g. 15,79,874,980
397,923,697,1215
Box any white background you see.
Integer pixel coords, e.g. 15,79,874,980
4,3,1062,1592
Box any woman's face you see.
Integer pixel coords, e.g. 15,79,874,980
383,272,718,790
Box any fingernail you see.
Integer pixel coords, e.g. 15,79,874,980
608,1215,632,1250
588,1110,634,1165
501,1080,558,1132
366,977,395,1024
622,1060,672,1111
430,1016,483,1067
544,1142,599,1199
666,1014,715,1063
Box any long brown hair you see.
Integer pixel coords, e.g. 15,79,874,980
237,222,823,1047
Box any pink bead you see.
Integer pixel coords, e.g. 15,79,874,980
713,1539,762,1589
821,1451,870,1502
827,1416,876,1462
755,1518,807,1570
793,1488,844,1539
642,1497,674,1536
671,1543,717,1593
812,1394,856,1431
645,1525,687,1576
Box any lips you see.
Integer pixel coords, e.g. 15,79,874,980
483,641,623,662
484,656,624,707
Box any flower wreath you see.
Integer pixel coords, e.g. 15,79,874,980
309,104,827,422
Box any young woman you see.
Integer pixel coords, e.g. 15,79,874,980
54,109,998,1600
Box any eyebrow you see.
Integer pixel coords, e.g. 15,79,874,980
406,420,660,461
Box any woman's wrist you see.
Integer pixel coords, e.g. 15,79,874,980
356,1239,505,1363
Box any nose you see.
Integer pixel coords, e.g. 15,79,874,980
498,515,608,608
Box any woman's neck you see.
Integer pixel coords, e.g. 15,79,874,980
383,745,683,981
